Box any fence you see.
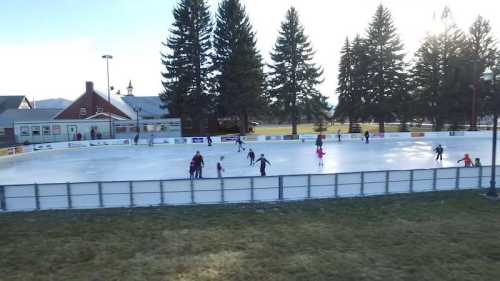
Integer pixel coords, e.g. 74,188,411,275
0,166,497,212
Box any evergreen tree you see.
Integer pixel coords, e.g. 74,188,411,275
267,7,327,135
160,0,213,134
365,4,407,133
464,15,497,128
412,7,467,130
335,36,371,132
213,0,265,135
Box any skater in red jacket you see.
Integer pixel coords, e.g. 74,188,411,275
457,154,473,167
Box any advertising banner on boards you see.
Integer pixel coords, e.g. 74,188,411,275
221,136,238,142
192,137,204,144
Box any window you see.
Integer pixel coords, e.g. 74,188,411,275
115,125,127,134
0,128,5,136
79,107,87,117
31,126,40,136
20,126,30,136
52,125,61,135
96,106,104,113
42,126,50,135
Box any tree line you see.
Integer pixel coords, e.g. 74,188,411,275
160,0,329,135
335,5,500,132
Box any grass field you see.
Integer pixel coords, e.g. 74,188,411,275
1,191,500,281
252,123,432,136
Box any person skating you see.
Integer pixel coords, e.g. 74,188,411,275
236,136,245,152
316,134,323,149
474,158,482,167
255,154,271,176
192,151,205,178
434,144,444,160
217,156,225,178
457,154,473,167
337,129,342,142
364,131,370,144
247,149,256,166
207,135,213,147
316,147,326,166
133,133,139,145
148,134,154,147
189,160,196,179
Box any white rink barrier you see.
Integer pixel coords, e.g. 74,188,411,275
1,130,497,159
0,166,496,212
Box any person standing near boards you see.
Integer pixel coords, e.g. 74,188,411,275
364,131,370,144
192,151,205,178
337,129,341,142
255,154,271,176
207,135,213,147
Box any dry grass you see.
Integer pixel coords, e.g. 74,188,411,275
1,191,500,281
252,123,431,136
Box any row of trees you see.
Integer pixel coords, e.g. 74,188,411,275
160,0,329,135
335,5,500,132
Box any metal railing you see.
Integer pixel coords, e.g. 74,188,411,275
0,166,496,212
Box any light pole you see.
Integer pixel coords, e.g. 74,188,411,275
134,107,142,136
481,67,499,197
102,54,113,139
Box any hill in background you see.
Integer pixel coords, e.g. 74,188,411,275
34,98,71,109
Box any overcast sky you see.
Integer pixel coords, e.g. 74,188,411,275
1,0,499,103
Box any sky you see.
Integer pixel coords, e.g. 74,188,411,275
1,0,500,104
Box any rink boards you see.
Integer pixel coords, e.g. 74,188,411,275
0,166,495,212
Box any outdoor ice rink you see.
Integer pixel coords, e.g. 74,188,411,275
0,137,494,185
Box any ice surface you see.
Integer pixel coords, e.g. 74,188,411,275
0,138,493,185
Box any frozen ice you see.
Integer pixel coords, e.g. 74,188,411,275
0,138,494,185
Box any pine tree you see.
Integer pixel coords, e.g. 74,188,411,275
365,4,406,133
465,15,497,128
335,36,370,132
213,0,265,135
412,7,467,130
160,0,213,134
268,7,327,135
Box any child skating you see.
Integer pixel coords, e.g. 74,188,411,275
457,154,473,167
316,147,326,166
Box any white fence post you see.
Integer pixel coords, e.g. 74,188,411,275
250,177,255,203
66,182,72,209
478,166,483,188
360,172,365,196
98,182,104,208
0,185,6,211
307,174,311,199
220,178,225,204
334,174,338,198
190,179,195,204
34,183,40,210
432,169,437,191
385,170,390,194
129,181,134,207
409,170,414,193
159,181,165,205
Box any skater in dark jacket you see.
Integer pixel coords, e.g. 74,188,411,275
192,151,205,178
189,160,196,179
236,136,245,152
255,154,271,176
434,144,444,160
364,131,370,144
207,136,213,146
247,149,256,166
315,134,323,149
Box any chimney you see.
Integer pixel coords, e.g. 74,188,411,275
85,81,94,93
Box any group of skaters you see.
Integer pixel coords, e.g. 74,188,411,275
314,131,370,166
189,136,271,179
434,144,482,167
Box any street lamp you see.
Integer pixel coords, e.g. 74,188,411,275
481,67,499,197
133,107,142,136
102,54,113,139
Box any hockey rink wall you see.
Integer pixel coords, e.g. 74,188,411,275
0,166,496,212
0,130,496,159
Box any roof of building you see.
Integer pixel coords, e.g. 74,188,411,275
121,95,166,118
0,96,30,113
94,90,137,119
0,109,60,127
